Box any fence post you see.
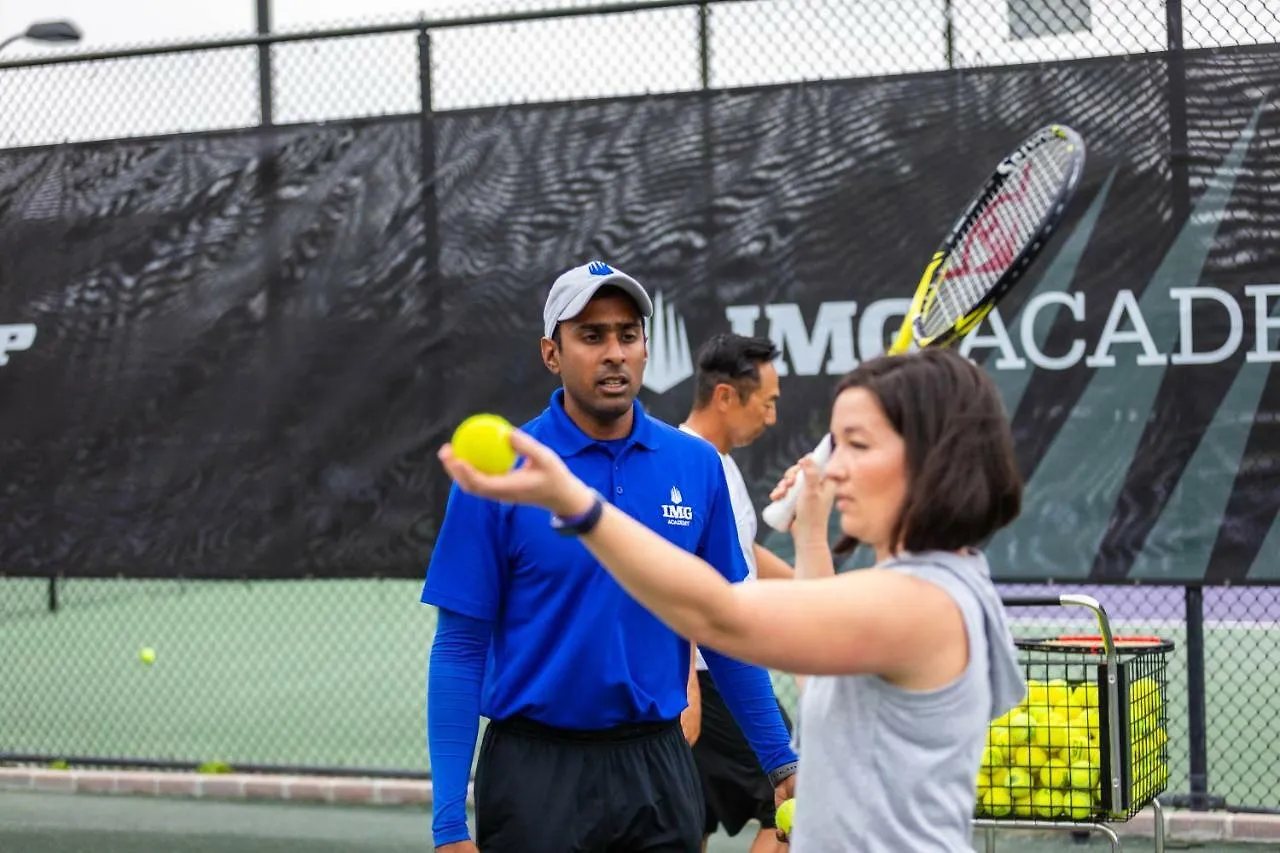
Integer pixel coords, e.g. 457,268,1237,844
1176,585,1226,811
417,22,449,526
417,22,439,325
256,0,273,126
1165,0,1188,224
698,3,714,307
943,0,955,69
698,2,710,90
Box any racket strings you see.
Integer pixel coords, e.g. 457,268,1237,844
920,140,1075,339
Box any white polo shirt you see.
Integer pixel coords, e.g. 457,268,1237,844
680,424,758,671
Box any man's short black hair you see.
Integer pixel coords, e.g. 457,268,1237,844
692,333,780,408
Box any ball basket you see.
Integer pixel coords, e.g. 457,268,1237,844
972,594,1173,853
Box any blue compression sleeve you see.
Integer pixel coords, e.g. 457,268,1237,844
427,608,491,846
702,647,799,775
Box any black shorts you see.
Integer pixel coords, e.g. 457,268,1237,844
691,670,794,837
475,715,704,853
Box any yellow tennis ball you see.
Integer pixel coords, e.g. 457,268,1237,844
1039,758,1070,789
1004,710,1033,746
139,647,156,665
982,786,1013,817
775,798,795,837
450,414,517,475
1069,759,1099,791
1032,788,1058,818
1004,767,1034,797
1064,789,1094,819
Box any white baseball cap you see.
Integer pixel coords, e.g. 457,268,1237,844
542,260,654,339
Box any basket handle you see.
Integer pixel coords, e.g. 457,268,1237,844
1001,593,1117,659
1001,592,1128,818
1000,596,1067,607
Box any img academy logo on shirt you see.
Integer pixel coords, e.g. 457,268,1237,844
662,486,693,526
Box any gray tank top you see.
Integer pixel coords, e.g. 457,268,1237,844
788,550,1026,853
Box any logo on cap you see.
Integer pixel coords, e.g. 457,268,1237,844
587,261,614,276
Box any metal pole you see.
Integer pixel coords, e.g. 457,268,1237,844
417,24,439,311
698,2,710,90
698,3,715,328
256,0,273,126
944,0,955,70
47,577,59,613
1166,0,1188,223
1183,585,1220,809
417,24,447,526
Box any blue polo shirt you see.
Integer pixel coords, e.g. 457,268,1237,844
421,389,750,729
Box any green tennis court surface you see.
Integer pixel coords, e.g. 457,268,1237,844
0,790,1262,853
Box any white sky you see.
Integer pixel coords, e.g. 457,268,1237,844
0,0,1273,147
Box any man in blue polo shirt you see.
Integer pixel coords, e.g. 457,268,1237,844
422,261,798,853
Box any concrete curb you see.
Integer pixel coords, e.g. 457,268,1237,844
3,767,1279,843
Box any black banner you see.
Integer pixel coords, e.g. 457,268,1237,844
2,46,1278,581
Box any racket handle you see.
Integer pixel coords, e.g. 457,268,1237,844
760,434,835,533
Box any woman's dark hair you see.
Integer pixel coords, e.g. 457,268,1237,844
830,348,1022,557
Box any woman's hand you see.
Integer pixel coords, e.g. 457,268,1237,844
770,455,836,541
439,429,595,518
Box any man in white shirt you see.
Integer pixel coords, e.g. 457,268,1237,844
678,333,795,853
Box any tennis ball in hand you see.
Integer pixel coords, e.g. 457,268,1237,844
775,798,795,837
450,414,517,475
139,647,156,665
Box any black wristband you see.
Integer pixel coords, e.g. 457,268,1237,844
768,761,799,787
550,492,605,537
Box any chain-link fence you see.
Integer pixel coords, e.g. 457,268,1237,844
3,0,1279,816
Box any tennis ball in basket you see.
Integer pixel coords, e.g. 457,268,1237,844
982,786,1013,817
450,414,517,475
1071,682,1099,710
1031,788,1058,818
775,798,795,837
1046,679,1071,707
1064,790,1094,819
1004,710,1033,746
139,647,156,665
1068,759,1099,791
1039,758,1070,789
1004,767,1033,798
1065,732,1095,764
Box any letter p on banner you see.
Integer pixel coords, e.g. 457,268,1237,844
0,324,37,366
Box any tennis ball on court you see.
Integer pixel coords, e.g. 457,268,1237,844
139,647,156,665
775,798,795,837
450,413,517,475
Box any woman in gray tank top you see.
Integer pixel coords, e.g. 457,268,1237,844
439,348,1029,853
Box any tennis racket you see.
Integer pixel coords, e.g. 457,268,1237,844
761,124,1087,533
